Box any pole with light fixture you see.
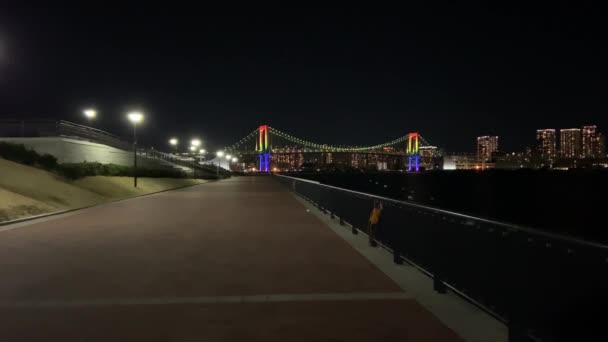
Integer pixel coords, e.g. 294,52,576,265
225,154,232,171
127,112,144,187
83,109,97,126
199,149,206,163
216,151,224,177
169,138,178,151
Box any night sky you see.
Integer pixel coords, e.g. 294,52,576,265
0,4,606,152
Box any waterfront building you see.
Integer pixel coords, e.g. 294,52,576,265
477,136,499,162
559,128,582,159
536,129,557,160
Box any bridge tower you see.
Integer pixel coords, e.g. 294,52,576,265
257,125,271,172
406,132,420,172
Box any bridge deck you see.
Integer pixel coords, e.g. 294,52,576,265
0,176,463,341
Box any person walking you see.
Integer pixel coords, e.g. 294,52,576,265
368,199,383,247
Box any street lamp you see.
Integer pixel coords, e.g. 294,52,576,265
216,151,224,177
191,139,201,147
169,138,178,156
127,111,144,188
232,157,238,162
199,149,206,163
83,109,96,126
189,146,197,152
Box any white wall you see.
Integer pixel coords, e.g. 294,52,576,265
203,157,230,170
0,137,170,169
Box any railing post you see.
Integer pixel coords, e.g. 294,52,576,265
393,248,403,264
433,275,447,294
508,316,527,342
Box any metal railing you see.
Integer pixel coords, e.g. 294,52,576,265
275,174,608,342
0,119,132,150
0,119,229,177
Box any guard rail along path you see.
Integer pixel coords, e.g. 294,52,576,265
274,174,608,342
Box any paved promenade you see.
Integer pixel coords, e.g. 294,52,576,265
0,176,463,341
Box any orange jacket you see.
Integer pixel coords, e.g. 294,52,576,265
369,207,382,225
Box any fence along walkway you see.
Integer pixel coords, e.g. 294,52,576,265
275,174,608,342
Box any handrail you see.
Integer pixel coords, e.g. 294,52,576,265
275,174,608,251
275,173,608,341
58,120,122,138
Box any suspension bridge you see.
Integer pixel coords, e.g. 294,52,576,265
224,125,432,172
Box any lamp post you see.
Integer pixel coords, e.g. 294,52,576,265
225,154,232,171
190,139,201,159
169,138,178,150
127,112,144,188
83,109,96,126
199,149,206,163
216,151,224,177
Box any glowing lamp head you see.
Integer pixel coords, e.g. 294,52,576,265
191,139,201,147
232,157,238,162
189,146,196,152
199,149,206,154
83,109,97,119
216,151,224,157
169,138,178,146
127,112,144,124
225,154,232,160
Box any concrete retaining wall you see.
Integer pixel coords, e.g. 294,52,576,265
0,137,170,169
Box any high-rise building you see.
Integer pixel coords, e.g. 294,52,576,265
559,128,582,159
581,125,606,158
598,134,606,158
419,146,440,170
582,126,599,158
477,136,499,161
536,129,556,160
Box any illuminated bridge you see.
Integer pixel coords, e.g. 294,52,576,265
224,125,432,172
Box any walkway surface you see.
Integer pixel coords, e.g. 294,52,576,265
0,176,463,341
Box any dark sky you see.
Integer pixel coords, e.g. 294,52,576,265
0,4,606,152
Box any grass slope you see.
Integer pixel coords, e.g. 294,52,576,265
0,158,106,210
73,176,206,200
0,158,208,222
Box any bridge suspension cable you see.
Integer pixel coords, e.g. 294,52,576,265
224,125,431,154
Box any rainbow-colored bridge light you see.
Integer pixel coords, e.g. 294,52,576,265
407,132,420,172
258,125,270,172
